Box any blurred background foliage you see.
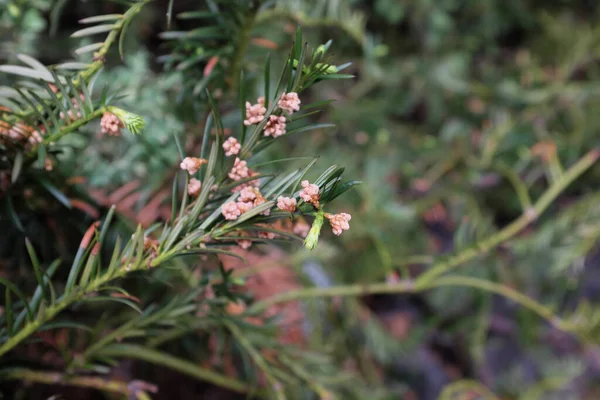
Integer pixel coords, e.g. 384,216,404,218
3,0,600,399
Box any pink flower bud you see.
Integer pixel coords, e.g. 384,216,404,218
100,112,124,137
228,157,250,180
180,157,207,175
276,196,297,212
244,97,266,126
222,201,241,220
188,178,202,196
223,137,241,156
299,180,320,208
264,115,286,137
325,212,352,236
278,92,301,114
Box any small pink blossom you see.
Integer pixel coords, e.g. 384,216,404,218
228,157,249,181
223,187,271,217
299,180,320,208
239,187,270,216
223,137,241,156
180,157,207,175
188,178,202,196
222,201,241,220
239,186,258,203
100,112,123,136
236,201,253,214
278,92,301,114
254,195,270,216
325,212,352,236
293,220,310,238
244,97,266,126
236,231,252,249
264,115,286,137
277,196,297,212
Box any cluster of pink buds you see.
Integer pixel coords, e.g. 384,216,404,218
236,231,253,249
242,92,301,139
276,196,297,212
221,186,271,221
325,212,352,236
227,158,260,192
228,157,249,180
244,97,266,126
223,137,241,157
221,201,241,220
188,178,202,196
100,112,124,137
278,92,301,114
299,180,320,208
264,115,286,138
180,157,207,175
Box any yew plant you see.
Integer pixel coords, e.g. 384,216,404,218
3,1,600,400
0,1,360,399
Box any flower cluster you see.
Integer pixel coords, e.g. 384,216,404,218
276,196,297,212
223,137,241,157
227,157,260,192
278,92,301,114
182,86,350,254
264,115,286,138
188,178,202,196
244,97,266,126
297,181,352,237
100,112,124,137
242,92,301,139
299,180,320,208
235,231,253,250
221,186,270,221
228,157,249,181
325,213,352,236
180,157,207,175
221,201,241,220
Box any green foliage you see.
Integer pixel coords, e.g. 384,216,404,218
3,0,600,399
0,2,365,399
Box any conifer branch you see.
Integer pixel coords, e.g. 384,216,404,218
416,148,600,285
0,369,157,399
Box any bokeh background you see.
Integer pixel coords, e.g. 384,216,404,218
3,0,600,399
